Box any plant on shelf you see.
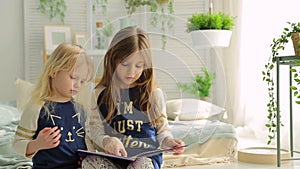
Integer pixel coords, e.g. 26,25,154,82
262,22,300,145
186,12,235,47
178,67,215,101
38,0,67,23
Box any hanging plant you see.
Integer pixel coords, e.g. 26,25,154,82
149,0,174,50
38,0,67,23
124,0,152,16
124,0,174,50
92,0,108,15
262,22,300,145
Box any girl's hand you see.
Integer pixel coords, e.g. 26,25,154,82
161,137,185,155
36,126,61,150
26,126,61,156
103,137,127,157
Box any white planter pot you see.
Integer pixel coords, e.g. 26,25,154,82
190,30,232,47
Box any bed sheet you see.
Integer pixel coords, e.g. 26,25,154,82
0,103,32,169
163,120,237,168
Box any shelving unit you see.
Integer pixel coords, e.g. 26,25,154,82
276,55,300,167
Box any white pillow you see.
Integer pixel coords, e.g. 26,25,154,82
15,78,34,110
166,99,225,121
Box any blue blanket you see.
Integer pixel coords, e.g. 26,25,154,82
168,120,237,150
0,104,32,169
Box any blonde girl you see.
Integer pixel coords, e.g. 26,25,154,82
13,43,94,169
85,26,185,169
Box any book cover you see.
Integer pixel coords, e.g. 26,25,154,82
78,145,187,162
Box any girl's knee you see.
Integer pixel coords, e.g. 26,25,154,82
82,155,120,169
127,157,154,169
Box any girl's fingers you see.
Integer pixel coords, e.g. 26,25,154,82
51,128,61,138
119,148,128,157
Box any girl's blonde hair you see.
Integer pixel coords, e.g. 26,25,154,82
27,43,94,112
96,26,160,126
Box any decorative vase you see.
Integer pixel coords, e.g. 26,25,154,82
190,30,232,47
291,32,300,55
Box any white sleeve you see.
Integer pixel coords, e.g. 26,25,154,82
154,88,174,146
12,104,41,158
85,88,109,151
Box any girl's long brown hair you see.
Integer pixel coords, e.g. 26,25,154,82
95,26,160,126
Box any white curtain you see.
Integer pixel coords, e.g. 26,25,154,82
217,0,300,149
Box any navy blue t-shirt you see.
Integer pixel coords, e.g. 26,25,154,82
32,100,87,169
98,87,163,169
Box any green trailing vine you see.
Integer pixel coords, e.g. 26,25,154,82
150,0,174,50
38,0,67,23
124,0,174,50
262,22,300,145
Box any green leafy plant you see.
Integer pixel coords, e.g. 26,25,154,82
92,0,108,15
102,20,114,37
124,0,174,50
186,12,235,32
150,0,174,50
93,0,114,49
38,0,67,23
262,22,300,145
178,67,215,99
124,0,153,16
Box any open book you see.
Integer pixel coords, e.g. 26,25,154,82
78,145,187,162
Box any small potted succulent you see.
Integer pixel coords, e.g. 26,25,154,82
187,12,235,47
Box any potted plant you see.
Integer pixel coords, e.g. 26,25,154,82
178,67,215,101
186,12,235,47
262,22,300,145
38,0,67,23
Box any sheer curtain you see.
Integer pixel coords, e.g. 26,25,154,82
217,0,300,148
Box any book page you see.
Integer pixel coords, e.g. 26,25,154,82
78,145,187,162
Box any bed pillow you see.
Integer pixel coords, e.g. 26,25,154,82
166,99,226,121
15,78,92,110
15,78,34,110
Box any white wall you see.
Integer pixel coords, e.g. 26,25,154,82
0,0,24,101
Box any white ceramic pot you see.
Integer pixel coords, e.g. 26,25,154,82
190,30,232,47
